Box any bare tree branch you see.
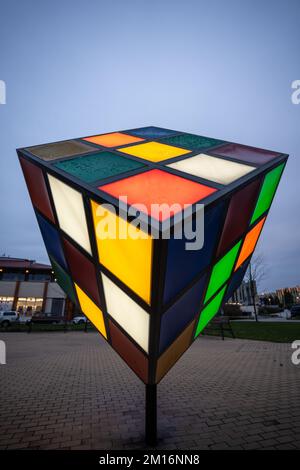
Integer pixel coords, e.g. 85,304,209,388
244,251,267,290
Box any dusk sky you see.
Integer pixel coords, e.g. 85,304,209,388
0,0,299,293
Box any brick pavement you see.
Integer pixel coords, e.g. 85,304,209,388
0,332,299,450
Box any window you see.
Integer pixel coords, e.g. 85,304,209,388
28,273,51,281
2,272,25,281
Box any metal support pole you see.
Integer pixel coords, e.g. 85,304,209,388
145,384,157,446
249,263,258,322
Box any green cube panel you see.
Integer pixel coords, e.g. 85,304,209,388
54,151,145,183
49,256,77,304
161,133,225,151
250,163,285,224
195,286,227,337
204,240,241,303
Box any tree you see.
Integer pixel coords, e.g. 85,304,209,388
284,290,294,308
244,252,267,322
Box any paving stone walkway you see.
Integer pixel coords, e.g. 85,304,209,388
0,332,299,450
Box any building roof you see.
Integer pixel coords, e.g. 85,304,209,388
0,257,51,271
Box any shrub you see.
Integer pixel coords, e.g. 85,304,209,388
223,303,242,317
259,305,283,315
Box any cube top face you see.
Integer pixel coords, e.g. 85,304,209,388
21,126,285,232
18,126,288,384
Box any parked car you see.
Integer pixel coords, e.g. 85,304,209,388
290,305,300,318
29,313,64,324
0,311,19,327
73,314,89,325
18,315,32,324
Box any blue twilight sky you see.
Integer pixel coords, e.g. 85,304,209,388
0,0,299,293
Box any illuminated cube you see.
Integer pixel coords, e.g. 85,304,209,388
18,127,288,384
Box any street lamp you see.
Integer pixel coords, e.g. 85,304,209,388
17,126,288,445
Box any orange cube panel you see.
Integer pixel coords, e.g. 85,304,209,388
99,169,217,221
235,217,266,270
83,132,144,148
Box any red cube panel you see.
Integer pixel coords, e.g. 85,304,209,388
62,238,101,306
217,177,262,257
20,157,55,222
99,169,217,222
214,143,281,166
109,320,148,383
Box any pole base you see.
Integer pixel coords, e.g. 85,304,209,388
145,384,157,446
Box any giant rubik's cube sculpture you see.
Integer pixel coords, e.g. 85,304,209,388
18,126,287,442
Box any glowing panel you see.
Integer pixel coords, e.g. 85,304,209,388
224,261,249,303
48,174,92,255
214,143,281,166
235,217,266,270
127,126,178,138
91,202,152,304
25,140,96,161
159,274,206,353
75,283,107,339
102,274,149,353
83,132,144,147
54,151,145,183
63,238,101,306
250,163,285,224
204,240,241,303
161,134,224,150
156,320,196,383
99,169,217,222
36,212,67,271
195,286,227,337
119,141,191,162
216,177,262,257
19,157,55,222
109,320,148,383
168,154,255,185
163,202,225,303
50,256,76,304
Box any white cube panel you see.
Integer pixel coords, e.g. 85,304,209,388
48,174,92,254
167,154,255,185
101,273,149,353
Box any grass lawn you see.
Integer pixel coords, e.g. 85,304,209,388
203,321,300,343
2,320,300,343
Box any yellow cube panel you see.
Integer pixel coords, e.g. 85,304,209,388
75,283,107,339
91,201,153,304
119,141,190,162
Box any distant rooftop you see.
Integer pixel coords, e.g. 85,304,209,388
0,256,51,270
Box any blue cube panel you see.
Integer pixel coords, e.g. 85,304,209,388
159,274,206,353
36,212,67,270
126,126,178,139
163,201,226,304
223,261,249,303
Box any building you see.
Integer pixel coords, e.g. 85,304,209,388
228,279,257,305
276,286,300,305
0,256,75,319
258,286,300,306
